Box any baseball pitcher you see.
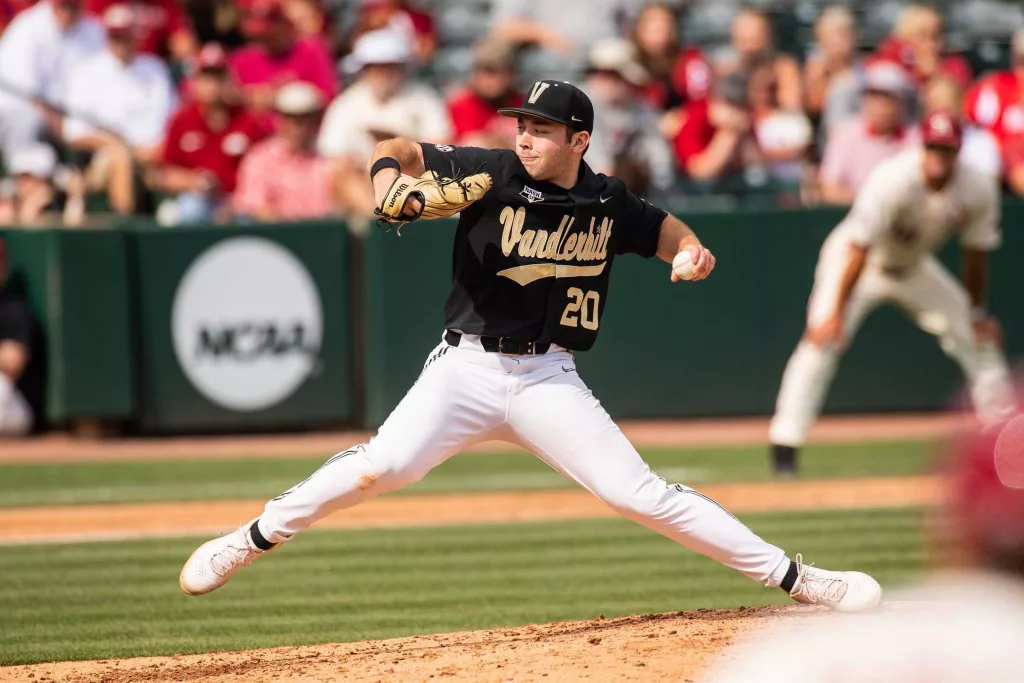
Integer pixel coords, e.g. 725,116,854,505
770,111,1017,474
181,80,882,612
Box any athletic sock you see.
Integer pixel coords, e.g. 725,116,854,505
771,444,798,474
249,519,276,551
779,560,800,594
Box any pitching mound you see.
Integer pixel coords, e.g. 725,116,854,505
0,605,827,683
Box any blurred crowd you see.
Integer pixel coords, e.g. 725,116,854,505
1,0,1024,226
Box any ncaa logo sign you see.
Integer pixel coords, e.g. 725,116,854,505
171,236,323,412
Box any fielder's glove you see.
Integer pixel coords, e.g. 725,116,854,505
375,169,492,223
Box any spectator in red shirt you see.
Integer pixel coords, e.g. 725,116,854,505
630,2,711,112
230,0,338,113
673,71,754,183
85,0,196,61
446,39,521,149
157,43,271,224
874,4,971,91
965,28,1024,194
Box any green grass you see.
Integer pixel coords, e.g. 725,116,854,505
0,508,925,666
0,441,935,507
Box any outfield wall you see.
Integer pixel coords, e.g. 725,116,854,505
3,204,1022,432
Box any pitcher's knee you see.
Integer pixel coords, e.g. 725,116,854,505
599,486,669,521
357,444,436,491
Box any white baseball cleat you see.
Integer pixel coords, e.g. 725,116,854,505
788,554,883,612
179,518,272,596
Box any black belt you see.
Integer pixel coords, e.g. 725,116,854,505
445,330,550,355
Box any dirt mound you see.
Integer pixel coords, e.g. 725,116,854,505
0,605,827,683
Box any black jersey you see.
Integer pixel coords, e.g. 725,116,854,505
419,142,668,351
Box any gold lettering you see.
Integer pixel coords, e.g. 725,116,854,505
546,216,569,259
597,218,612,258
534,230,549,258
500,206,526,257
581,220,598,260
518,230,537,258
563,233,578,255
500,206,515,256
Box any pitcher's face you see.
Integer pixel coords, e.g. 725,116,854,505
515,116,582,182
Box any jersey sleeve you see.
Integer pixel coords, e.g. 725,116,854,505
840,165,900,247
418,143,507,184
611,184,668,258
961,176,1002,251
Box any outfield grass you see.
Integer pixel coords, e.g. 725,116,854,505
0,441,936,507
0,508,925,666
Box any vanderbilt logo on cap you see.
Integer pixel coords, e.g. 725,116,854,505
528,81,550,104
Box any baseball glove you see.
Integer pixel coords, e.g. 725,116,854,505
375,169,493,223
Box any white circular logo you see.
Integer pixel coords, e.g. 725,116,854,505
171,236,323,412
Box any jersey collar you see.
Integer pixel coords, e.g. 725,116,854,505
520,160,604,197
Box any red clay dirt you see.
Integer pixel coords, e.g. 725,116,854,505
0,605,831,683
0,475,940,545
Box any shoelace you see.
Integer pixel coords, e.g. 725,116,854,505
210,534,257,577
792,553,848,604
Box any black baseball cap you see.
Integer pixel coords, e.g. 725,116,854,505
498,80,594,134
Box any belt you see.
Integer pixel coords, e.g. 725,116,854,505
444,329,550,355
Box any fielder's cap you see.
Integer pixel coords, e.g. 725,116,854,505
863,60,912,96
498,80,594,134
922,109,963,149
274,81,324,115
343,28,412,72
587,38,649,87
196,43,228,72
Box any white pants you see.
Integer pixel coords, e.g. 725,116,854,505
261,335,791,586
0,373,32,435
770,235,1017,447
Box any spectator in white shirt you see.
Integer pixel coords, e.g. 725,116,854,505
62,3,177,214
317,28,451,215
0,0,104,222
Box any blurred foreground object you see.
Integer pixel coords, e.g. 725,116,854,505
709,413,1024,683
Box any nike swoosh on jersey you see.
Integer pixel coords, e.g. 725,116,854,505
496,262,608,286
599,195,611,203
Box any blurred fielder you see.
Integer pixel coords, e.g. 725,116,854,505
711,411,1024,683
770,110,1017,475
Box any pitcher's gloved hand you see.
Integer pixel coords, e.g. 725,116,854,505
375,170,492,222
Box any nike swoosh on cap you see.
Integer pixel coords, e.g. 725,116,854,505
571,116,583,122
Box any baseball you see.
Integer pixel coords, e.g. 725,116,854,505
672,250,696,280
